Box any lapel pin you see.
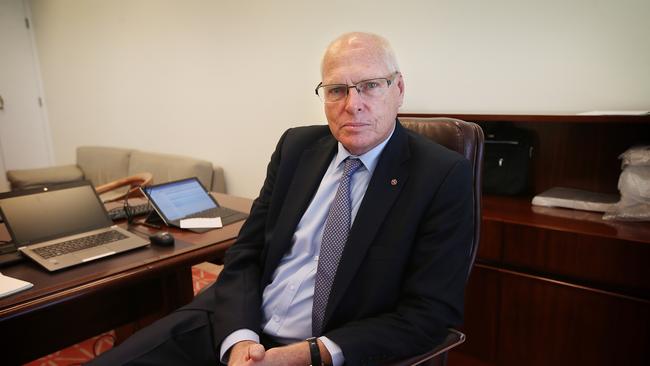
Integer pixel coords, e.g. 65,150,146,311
390,178,398,186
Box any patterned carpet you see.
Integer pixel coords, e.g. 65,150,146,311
24,263,221,366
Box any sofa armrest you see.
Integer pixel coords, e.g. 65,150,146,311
6,165,84,190
211,166,227,193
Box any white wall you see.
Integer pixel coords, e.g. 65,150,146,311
29,0,650,198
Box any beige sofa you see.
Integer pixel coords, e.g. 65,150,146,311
6,146,226,193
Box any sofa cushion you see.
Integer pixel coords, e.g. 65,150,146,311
77,146,133,186
128,151,213,189
6,164,84,190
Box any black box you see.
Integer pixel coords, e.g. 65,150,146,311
479,122,535,195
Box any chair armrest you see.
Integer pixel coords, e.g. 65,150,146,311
382,329,465,366
6,165,84,190
95,172,153,203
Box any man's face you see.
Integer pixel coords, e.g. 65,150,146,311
321,46,404,156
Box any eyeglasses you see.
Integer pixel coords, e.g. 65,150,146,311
315,72,399,103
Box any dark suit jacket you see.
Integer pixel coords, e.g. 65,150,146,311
190,120,473,365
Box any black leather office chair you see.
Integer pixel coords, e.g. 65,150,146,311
382,117,484,366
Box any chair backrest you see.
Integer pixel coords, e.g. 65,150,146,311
400,117,484,278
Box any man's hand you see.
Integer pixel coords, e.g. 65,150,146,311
244,342,309,366
228,339,332,366
228,340,266,366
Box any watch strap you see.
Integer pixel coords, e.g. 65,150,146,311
306,337,322,366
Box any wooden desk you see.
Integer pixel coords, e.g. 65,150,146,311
0,193,252,365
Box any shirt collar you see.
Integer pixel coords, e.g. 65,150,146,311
333,123,396,174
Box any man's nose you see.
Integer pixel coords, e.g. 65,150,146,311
344,86,363,112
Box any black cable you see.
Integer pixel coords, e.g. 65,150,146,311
123,181,153,227
124,196,135,225
123,185,159,237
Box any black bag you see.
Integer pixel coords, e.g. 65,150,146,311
479,123,534,195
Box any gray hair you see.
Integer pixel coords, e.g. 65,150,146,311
321,32,400,76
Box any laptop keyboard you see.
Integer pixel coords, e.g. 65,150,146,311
185,207,221,219
33,230,128,259
0,242,16,254
107,203,152,221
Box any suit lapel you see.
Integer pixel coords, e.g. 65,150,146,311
262,134,337,283
325,122,411,325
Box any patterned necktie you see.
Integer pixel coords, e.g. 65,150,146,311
312,157,363,336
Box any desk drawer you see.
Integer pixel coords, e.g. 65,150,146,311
500,224,650,296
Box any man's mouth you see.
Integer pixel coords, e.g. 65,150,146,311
341,122,368,129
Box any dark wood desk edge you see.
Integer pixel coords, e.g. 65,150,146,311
0,238,234,320
481,195,650,245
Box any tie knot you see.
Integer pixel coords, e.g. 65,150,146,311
343,158,362,177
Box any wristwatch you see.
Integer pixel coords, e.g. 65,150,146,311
306,337,322,366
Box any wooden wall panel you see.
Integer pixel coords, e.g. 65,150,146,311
514,122,650,195
458,265,501,364
477,220,502,262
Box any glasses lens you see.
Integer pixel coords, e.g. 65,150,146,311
358,79,390,98
322,85,348,103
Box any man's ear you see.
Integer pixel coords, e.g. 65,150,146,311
396,74,405,107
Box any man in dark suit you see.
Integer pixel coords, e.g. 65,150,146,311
90,32,472,366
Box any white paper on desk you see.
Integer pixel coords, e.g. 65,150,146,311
0,272,33,299
180,217,223,229
577,110,649,116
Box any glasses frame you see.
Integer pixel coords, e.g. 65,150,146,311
315,72,400,103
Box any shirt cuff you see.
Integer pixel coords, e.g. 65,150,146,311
320,336,345,366
219,329,260,364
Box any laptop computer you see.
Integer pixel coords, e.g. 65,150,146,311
141,177,248,233
0,181,149,272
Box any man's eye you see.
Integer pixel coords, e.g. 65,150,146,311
327,87,346,96
362,81,381,89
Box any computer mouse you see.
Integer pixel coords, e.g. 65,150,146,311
149,231,175,247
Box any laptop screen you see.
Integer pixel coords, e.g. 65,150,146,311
144,178,217,221
0,182,112,245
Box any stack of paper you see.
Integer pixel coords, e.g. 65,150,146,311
577,111,649,116
532,187,619,213
0,272,33,299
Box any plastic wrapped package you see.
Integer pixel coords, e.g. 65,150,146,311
620,145,650,167
603,146,650,221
